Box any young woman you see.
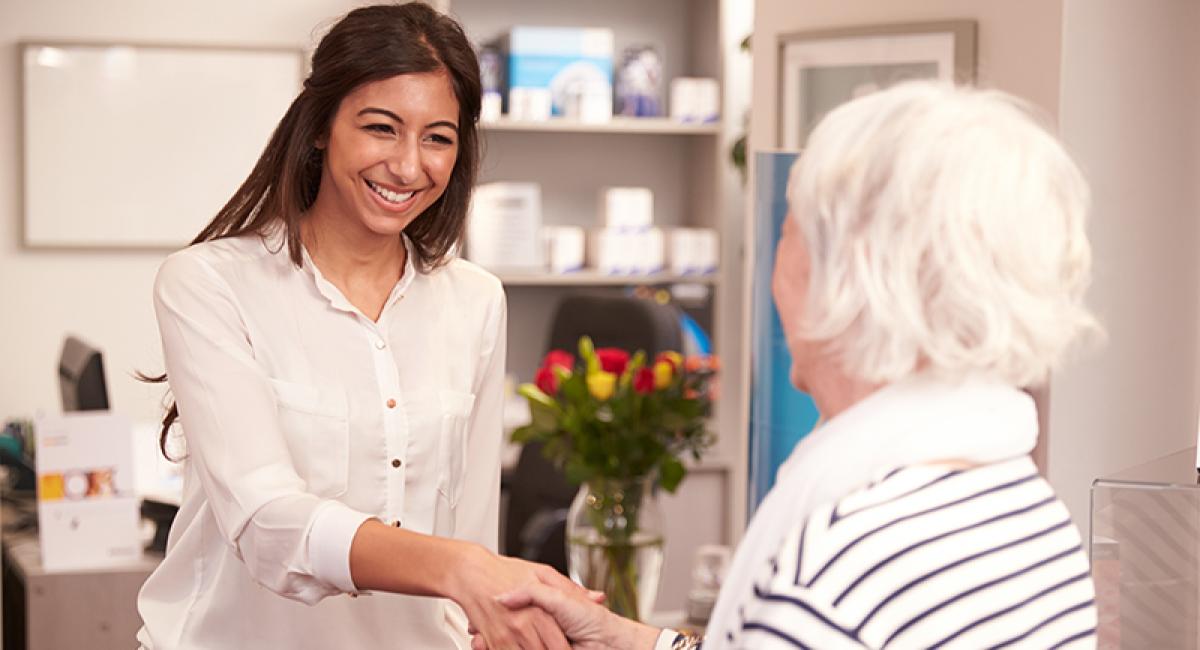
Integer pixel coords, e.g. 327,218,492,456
137,5,582,649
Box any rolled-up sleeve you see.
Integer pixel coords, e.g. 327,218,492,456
153,252,372,604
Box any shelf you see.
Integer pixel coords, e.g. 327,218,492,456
496,271,718,287
482,116,721,135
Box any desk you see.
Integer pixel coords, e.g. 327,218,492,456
2,505,161,650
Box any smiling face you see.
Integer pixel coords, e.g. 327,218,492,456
313,71,461,238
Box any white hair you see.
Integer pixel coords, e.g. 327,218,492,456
787,81,1100,387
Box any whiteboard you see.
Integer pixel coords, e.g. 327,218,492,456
22,43,303,248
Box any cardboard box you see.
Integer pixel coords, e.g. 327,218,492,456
503,26,614,120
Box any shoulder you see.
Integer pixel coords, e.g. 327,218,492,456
432,257,503,295
742,458,1093,648
422,257,505,312
154,234,286,298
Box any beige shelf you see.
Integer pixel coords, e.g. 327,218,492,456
496,270,719,287
482,116,721,135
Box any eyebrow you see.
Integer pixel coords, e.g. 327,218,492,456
357,107,458,132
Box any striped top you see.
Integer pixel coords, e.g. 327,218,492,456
734,457,1097,649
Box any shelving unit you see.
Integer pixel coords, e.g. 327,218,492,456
446,0,751,613
482,116,722,135
495,271,718,287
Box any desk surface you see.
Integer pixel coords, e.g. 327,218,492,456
4,530,162,581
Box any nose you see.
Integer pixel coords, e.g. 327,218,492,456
388,134,421,185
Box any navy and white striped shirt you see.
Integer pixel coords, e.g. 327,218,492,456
736,457,1096,649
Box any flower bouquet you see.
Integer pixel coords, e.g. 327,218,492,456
512,336,717,620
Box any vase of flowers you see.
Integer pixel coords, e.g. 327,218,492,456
512,336,717,621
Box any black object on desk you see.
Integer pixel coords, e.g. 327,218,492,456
59,335,110,412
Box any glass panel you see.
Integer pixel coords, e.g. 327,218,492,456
1092,447,1200,648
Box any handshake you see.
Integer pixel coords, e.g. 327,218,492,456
455,547,665,650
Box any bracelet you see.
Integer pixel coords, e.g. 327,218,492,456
671,631,703,650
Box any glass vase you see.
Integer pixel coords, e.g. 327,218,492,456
566,477,665,622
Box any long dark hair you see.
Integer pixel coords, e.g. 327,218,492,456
144,3,482,457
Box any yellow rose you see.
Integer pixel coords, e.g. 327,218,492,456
653,360,674,389
658,351,683,370
587,371,617,401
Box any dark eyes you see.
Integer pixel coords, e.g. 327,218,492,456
363,124,455,146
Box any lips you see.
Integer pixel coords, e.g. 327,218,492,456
365,179,416,204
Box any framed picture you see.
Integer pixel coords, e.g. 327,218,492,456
777,21,976,148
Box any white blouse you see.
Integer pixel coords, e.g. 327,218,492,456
136,229,506,649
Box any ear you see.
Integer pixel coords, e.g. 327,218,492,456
314,135,327,150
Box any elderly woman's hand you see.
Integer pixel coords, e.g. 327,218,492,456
449,547,600,650
470,582,662,650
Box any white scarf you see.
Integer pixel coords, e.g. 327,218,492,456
704,374,1039,648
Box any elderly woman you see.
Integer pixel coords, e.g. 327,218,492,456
485,81,1100,649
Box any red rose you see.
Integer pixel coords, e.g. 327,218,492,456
534,366,559,395
543,349,575,372
633,367,655,394
595,348,630,375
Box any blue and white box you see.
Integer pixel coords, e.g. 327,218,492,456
505,26,614,121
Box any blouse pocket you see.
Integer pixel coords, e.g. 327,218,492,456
268,378,350,498
436,390,476,510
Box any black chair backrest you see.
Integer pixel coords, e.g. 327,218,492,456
547,293,683,360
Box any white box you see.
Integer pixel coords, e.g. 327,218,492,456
35,412,143,572
599,187,654,230
509,87,552,121
670,77,720,123
633,228,665,275
468,182,544,270
588,228,627,275
667,228,719,275
696,228,719,273
543,226,586,273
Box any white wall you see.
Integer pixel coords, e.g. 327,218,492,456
0,1,358,429
749,0,1065,153
1049,0,1200,533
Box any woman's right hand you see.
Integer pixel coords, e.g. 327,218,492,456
471,580,663,650
447,544,595,650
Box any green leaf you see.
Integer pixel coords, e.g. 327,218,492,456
578,336,599,375
518,384,560,409
510,425,540,444
659,457,686,493
529,402,560,431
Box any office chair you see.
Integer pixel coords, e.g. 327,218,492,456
504,292,683,574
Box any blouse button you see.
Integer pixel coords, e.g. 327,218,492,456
391,458,402,468
375,339,387,350
386,398,397,409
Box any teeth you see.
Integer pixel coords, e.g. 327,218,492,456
367,180,415,204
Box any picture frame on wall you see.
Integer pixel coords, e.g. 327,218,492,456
777,21,976,149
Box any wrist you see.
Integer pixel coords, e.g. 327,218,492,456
608,611,662,650
441,540,488,603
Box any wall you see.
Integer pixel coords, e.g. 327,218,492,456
749,0,1064,153
0,0,359,431
1049,0,1200,532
